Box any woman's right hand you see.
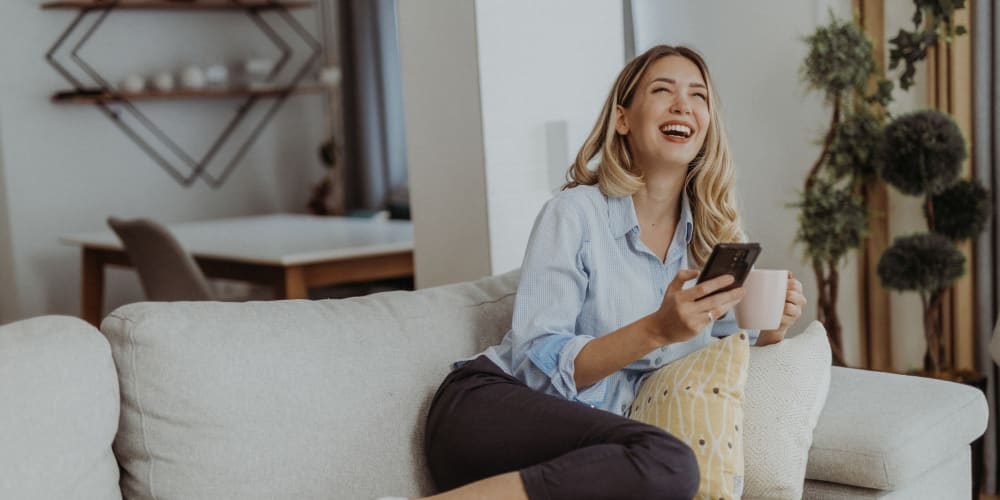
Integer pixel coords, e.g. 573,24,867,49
649,269,746,346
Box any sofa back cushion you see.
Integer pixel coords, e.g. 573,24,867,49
101,271,518,500
0,316,121,500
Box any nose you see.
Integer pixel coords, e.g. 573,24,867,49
670,94,692,115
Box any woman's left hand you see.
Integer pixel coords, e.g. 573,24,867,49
757,272,806,345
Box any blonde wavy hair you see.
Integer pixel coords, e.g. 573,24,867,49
564,45,745,267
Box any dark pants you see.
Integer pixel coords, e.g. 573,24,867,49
424,356,700,500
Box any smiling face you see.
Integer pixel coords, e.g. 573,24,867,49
614,55,711,173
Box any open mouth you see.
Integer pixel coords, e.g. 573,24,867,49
660,123,693,140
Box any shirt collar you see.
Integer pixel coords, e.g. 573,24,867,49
609,189,694,245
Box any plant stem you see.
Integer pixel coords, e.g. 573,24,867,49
922,289,948,373
827,260,847,366
814,258,847,366
804,92,849,367
931,288,947,372
924,196,936,232
804,91,842,192
921,293,936,372
813,260,826,323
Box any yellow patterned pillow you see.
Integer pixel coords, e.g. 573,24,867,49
629,332,750,500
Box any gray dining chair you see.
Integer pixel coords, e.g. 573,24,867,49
107,217,213,301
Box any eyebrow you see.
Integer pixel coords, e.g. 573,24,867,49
651,77,707,89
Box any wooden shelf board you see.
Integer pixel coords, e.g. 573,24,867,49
42,1,312,11
51,85,324,103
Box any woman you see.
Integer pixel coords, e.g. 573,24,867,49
395,45,806,500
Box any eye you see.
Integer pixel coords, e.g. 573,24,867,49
694,92,707,100
653,87,671,94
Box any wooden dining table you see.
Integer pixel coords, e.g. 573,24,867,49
61,213,415,326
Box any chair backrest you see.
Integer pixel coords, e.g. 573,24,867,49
107,217,213,301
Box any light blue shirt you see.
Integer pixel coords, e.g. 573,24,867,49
463,184,758,416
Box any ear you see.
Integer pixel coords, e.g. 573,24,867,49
614,105,629,135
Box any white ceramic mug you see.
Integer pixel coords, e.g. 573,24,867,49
734,269,788,331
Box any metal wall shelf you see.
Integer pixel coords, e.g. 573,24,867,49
44,0,322,188
52,85,324,103
42,1,313,11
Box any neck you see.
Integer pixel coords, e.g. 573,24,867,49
632,167,687,226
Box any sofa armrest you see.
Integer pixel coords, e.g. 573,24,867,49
807,366,987,491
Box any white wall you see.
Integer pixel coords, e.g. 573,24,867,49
632,0,863,362
399,0,624,287
397,0,492,289
475,0,624,274
0,4,326,322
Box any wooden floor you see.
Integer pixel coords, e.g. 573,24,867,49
982,493,1000,499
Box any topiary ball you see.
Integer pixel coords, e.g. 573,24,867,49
877,233,964,293
879,110,967,196
802,16,875,99
931,178,991,241
794,180,867,263
828,107,883,180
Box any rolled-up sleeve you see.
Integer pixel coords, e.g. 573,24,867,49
507,197,607,405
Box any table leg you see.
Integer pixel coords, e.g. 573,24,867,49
279,266,308,299
82,248,104,326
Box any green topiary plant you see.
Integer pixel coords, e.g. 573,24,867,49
793,13,890,366
876,110,990,373
879,110,966,195
932,179,991,241
888,0,967,90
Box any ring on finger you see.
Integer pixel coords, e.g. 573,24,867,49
707,310,715,322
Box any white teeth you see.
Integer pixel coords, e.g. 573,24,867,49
660,124,692,138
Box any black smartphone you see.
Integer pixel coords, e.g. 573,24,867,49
695,242,761,298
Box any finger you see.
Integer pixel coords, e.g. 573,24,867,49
788,279,804,293
668,269,701,294
786,291,807,307
783,303,802,319
685,274,737,301
704,295,744,324
696,287,745,312
716,298,744,318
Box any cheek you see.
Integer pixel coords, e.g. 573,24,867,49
697,111,711,146
695,128,709,150
697,109,710,130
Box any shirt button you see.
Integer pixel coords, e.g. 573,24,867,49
654,357,663,365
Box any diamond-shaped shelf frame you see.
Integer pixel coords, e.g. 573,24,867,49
44,1,322,188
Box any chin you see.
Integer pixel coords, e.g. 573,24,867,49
658,153,698,168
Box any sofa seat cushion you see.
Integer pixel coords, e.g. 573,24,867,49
0,316,121,500
101,271,519,500
806,366,987,490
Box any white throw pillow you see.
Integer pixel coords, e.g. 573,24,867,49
742,321,832,500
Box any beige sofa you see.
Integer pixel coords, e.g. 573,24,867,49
0,271,988,499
